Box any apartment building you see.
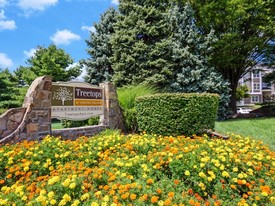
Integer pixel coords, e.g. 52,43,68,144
238,65,275,105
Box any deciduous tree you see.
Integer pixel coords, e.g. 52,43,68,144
188,0,275,112
17,44,81,85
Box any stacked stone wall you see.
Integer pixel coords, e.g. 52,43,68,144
0,76,123,145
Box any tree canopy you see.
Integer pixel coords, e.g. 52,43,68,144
17,44,82,85
83,8,118,85
188,0,275,112
0,69,24,108
84,1,230,117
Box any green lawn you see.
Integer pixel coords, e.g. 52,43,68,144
51,121,63,130
215,117,275,151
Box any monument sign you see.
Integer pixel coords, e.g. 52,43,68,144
51,81,104,120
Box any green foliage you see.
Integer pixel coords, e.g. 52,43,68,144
111,0,172,87
167,4,231,118
61,117,99,128
236,85,250,101
188,0,275,112
110,2,230,118
16,44,82,85
0,69,24,109
117,84,158,132
83,8,118,85
136,93,219,136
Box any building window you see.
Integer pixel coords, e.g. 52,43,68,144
253,83,260,90
251,95,259,103
253,70,260,78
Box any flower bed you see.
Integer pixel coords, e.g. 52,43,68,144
0,132,274,205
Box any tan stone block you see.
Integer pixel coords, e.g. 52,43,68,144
27,123,39,133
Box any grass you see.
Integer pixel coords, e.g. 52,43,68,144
215,117,275,151
51,120,63,130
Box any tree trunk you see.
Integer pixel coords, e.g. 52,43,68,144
229,81,238,114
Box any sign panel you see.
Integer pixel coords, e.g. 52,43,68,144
51,82,104,120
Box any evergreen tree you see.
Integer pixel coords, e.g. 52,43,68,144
83,8,118,85
0,69,23,108
111,0,173,87
168,4,230,117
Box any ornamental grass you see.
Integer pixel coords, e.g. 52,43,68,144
0,132,274,206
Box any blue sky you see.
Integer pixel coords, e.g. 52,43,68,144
0,0,119,72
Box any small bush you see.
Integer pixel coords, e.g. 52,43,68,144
136,93,219,136
117,84,158,132
61,116,99,128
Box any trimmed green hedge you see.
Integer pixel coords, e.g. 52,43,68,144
135,93,219,136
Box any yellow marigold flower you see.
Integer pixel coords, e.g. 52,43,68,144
184,170,190,176
47,191,55,199
262,192,268,197
48,176,60,185
0,199,8,205
50,199,56,205
90,202,99,206
69,182,76,189
71,200,80,206
80,193,90,201
62,178,71,187
222,171,230,178
199,172,206,178
238,173,244,179
62,194,71,202
103,195,110,202
270,196,275,203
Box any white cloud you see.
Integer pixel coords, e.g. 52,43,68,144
111,0,119,5
0,9,16,31
0,53,13,68
17,0,58,11
81,25,96,33
0,0,7,8
0,20,16,31
23,48,37,58
50,29,81,45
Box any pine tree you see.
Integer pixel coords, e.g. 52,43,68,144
167,4,230,117
111,0,173,87
83,8,118,85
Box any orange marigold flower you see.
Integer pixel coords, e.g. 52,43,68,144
174,179,179,185
247,191,253,196
259,179,265,183
260,185,271,194
157,188,162,194
121,192,129,199
6,174,12,179
103,185,109,191
130,193,137,200
188,188,193,195
168,192,174,198
147,178,154,185
0,180,5,184
243,194,248,199
151,195,159,203
164,199,172,205
140,194,148,201
212,194,218,199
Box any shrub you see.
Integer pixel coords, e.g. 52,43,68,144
136,93,219,136
117,84,158,132
61,116,99,128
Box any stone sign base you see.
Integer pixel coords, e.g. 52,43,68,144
0,76,124,145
